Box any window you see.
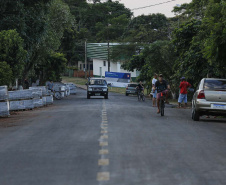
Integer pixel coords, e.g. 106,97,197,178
128,84,138,87
80,64,82,70
103,61,106,66
90,80,107,85
204,80,226,90
90,64,93,70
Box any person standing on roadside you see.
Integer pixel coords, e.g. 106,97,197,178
151,74,158,107
47,80,54,91
24,78,29,89
178,77,191,108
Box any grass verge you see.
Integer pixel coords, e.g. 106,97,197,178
62,76,87,85
62,76,126,94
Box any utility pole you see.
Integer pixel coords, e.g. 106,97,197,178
108,40,110,72
85,39,87,78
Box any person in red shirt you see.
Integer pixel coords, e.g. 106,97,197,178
178,77,191,108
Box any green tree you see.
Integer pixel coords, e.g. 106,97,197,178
33,0,74,83
0,29,27,80
44,52,67,82
201,0,226,77
172,19,211,87
122,41,176,86
0,61,13,86
95,14,130,42
123,14,169,43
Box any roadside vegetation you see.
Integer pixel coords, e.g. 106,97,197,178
0,0,225,95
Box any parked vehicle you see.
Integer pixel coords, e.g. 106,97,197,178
192,78,226,121
86,78,108,99
125,84,138,96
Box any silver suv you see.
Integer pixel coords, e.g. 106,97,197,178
192,78,226,121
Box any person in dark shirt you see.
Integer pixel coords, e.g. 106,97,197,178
154,74,170,114
136,81,144,96
24,79,29,89
47,80,54,91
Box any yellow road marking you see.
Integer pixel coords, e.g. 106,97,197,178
101,130,108,134
99,149,109,155
97,172,110,181
100,135,108,139
101,124,108,126
98,159,109,166
99,142,108,146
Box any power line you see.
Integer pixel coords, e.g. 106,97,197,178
131,0,177,11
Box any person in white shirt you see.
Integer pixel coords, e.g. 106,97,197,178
151,74,158,107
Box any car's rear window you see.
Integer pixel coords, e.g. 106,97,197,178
128,84,138,87
204,80,226,90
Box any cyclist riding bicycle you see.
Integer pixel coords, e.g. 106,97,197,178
153,74,170,114
136,81,144,95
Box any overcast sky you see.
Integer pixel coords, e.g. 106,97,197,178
116,0,192,17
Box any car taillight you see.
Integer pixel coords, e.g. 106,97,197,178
126,86,128,90
197,90,205,99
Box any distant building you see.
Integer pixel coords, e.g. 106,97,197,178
87,43,140,82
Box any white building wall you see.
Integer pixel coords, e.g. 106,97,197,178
110,62,117,73
93,59,108,77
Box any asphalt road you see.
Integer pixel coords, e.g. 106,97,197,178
0,88,226,185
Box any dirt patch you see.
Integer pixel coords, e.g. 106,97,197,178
0,104,57,128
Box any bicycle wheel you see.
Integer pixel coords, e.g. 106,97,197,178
160,100,164,116
138,94,141,101
142,94,145,101
54,91,62,100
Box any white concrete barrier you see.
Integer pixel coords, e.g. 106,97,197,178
0,86,8,101
0,101,9,117
8,90,33,101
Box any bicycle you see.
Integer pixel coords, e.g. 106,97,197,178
159,92,165,116
49,90,62,100
138,90,145,102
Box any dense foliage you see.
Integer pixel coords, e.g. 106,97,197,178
0,0,225,93
120,0,226,96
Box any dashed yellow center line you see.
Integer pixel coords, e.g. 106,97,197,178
97,172,110,181
99,149,109,155
100,135,108,139
101,130,108,134
101,124,108,126
98,159,109,166
99,142,108,146
98,100,110,183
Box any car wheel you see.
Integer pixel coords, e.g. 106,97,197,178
126,93,129,96
192,106,200,121
87,94,90,99
105,94,108,99
192,102,194,119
